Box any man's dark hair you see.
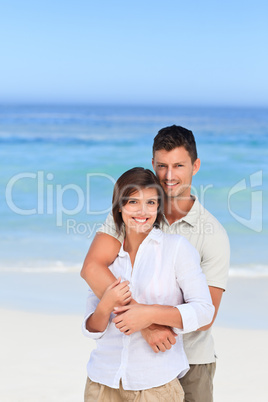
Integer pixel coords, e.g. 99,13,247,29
112,167,164,235
153,125,198,163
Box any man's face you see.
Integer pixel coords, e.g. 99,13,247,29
152,147,200,199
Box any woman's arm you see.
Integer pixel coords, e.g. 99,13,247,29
86,278,131,333
86,299,112,333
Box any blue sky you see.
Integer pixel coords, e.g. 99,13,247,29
0,0,267,106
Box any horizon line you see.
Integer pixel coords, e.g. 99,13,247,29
0,102,267,110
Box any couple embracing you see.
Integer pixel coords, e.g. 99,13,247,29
81,125,230,402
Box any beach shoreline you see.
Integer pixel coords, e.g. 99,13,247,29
1,272,268,329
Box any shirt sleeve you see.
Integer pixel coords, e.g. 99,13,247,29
200,221,230,291
81,288,110,340
97,211,125,244
173,237,215,334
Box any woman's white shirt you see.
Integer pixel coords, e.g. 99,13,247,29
82,228,214,391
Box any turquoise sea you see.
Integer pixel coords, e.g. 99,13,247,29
0,105,267,319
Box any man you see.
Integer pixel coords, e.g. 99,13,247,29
81,125,230,402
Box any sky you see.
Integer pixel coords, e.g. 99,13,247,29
0,0,268,107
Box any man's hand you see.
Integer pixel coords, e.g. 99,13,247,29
112,304,179,354
112,304,152,335
100,278,131,314
141,324,177,353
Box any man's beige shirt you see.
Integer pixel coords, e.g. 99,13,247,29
97,197,230,364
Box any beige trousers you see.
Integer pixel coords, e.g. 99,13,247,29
84,377,184,402
180,363,216,402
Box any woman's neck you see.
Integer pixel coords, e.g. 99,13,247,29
124,229,152,267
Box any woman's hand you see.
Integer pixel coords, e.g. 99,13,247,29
112,304,152,335
100,277,132,314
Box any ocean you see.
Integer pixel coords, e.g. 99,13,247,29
0,105,267,318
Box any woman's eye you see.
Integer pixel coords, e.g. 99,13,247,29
128,200,137,204
148,201,156,205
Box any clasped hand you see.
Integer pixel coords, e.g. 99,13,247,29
112,305,177,353
101,279,177,353
100,277,132,314
112,304,152,335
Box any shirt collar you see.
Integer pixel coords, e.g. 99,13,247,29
163,196,203,227
118,227,162,257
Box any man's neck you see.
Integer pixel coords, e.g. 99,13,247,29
164,195,195,225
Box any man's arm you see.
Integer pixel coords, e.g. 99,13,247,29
197,221,230,331
80,233,121,299
113,241,215,336
113,304,183,334
142,286,221,346
198,286,223,331
139,287,219,349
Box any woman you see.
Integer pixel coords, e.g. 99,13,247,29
82,167,214,402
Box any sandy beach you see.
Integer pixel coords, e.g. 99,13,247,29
213,326,267,401
0,309,88,402
0,310,267,401
0,275,268,401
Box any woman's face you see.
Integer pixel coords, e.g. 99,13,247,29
120,187,159,235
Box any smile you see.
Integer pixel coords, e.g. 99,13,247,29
132,218,149,223
164,182,179,187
